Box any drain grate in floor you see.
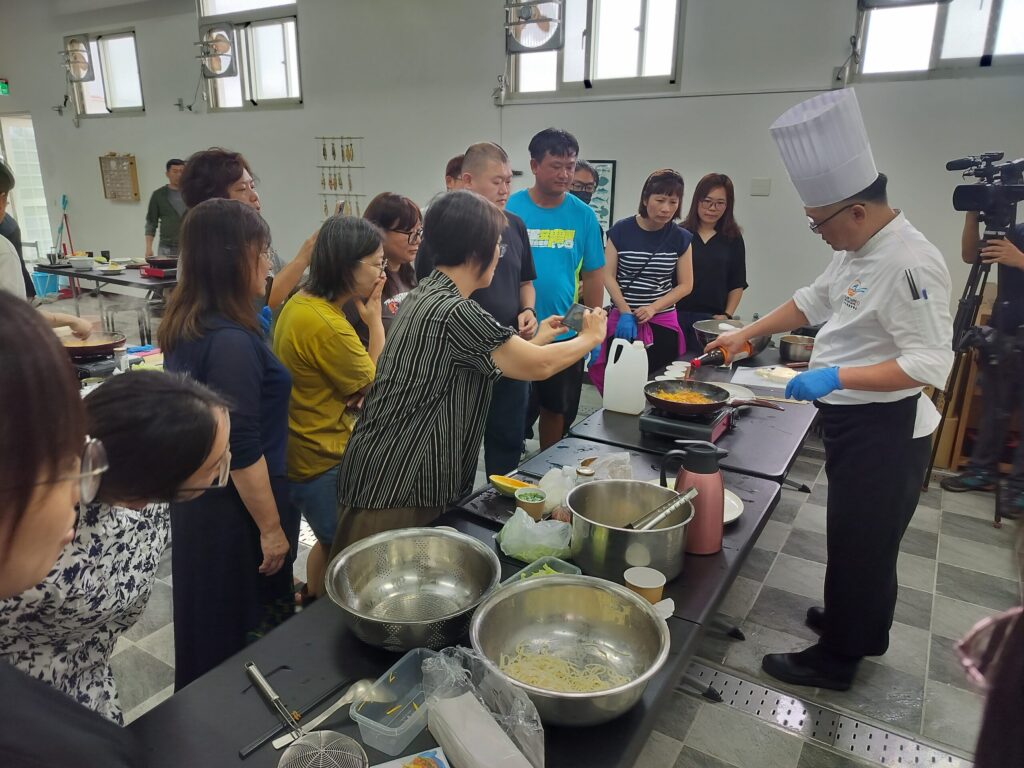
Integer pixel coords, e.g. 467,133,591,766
684,662,974,768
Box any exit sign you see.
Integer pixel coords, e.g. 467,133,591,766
0,80,8,96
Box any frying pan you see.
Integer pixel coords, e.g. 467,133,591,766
62,331,126,360
644,379,784,416
145,256,178,268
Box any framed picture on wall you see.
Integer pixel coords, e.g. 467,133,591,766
588,159,616,231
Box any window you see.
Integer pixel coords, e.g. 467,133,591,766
63,32,144,116
510,0,681,97
198,0,301,109
858,0,1024,77
0,116,52,255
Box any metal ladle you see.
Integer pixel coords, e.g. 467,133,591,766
245,662,369,768
272,679,374,750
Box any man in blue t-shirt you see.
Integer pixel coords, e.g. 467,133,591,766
941,212,1024,519
507,128,604,448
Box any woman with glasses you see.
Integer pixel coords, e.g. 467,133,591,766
0,293,138,766
272,216,385,601
677,173,748,355
346,192,422,345
328,191,606,555
180,147,317,313
589,169,693,390
0,370,229,724
159,199,300,689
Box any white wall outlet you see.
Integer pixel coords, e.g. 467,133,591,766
750,177,771,197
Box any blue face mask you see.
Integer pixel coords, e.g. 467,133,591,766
570,189,593,205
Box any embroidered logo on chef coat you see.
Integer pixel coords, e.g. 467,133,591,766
843,280,867,310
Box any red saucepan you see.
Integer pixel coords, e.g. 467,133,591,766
61,331,127,360
644,379,784,417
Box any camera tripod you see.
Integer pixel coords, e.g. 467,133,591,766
924,239,993,491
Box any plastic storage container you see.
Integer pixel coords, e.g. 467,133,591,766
504,555,581,584
351,648,438,756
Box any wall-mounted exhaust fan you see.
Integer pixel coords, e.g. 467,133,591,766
506,1,565,53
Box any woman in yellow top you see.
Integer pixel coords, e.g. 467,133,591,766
272,216,385,598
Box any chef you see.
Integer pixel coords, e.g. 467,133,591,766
709,89,954,690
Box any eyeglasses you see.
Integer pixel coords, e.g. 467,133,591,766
807,203,857,233
570,181,597,193
700,198,727,211
359,259,387,277
0,437,109,506
955,605,1022,692
391,227,423,244
171,445,233,501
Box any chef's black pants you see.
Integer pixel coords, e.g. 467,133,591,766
817,395,930,658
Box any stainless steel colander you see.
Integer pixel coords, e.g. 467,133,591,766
325,527,501,651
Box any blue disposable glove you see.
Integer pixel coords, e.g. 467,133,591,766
259,305,273,335
785,366,842,401
614,313,638,341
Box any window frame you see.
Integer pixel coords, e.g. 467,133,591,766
198,3,303,111
506,0,687,103
853,0,1024,83
64,29,146,118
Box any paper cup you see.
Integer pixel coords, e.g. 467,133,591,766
515,487,548,521
624,566,666,604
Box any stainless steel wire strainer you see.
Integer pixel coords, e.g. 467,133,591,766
245,662,369,768
278,731,368,768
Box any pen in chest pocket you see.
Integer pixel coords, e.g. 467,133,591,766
904,269,928,300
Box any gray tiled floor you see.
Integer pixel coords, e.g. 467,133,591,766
57,290,1018,765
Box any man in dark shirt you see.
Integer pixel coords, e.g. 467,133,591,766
0,160,34,298
417,142,537,475
941,213,1024,518
144,158,186,258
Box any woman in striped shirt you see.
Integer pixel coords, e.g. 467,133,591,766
328,191,607,556
589,169,694,390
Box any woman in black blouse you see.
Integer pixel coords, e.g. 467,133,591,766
159,199,299,689
677,173,748,355
328,191,606,557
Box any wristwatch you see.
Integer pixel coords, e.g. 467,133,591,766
522,307,537,317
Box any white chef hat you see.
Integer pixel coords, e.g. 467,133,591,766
769,88,878,208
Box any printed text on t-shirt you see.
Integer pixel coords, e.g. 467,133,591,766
527,228,576,250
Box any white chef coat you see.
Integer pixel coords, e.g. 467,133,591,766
0,234,26,300
792,212,954,438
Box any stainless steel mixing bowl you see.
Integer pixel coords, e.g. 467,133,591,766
470,574,671,726
568,479,694,581
691,318,770,358
326,527,501,652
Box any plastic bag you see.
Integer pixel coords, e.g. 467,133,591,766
537,466,576,512
422,646,544,768
590,452,633,480
496,508,571,563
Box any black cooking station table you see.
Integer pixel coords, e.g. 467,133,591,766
570,351,819,486
128,348,808,768
129,508,701,768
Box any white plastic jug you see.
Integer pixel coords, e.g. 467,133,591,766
603,339,648,415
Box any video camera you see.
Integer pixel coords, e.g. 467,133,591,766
947,152,1024,233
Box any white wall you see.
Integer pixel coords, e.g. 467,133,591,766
1,0,1021,314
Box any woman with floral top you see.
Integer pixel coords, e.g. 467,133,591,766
0,370,230,723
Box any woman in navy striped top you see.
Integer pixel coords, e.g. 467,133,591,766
590,169,694,390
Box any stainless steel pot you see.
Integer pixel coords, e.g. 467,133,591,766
779,334,815,363
692,318,771,358
567,479,694,581
470,575,671,726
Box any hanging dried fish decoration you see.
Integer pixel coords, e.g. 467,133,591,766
321,139,327,160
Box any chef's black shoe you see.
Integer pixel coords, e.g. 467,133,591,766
805,606,824,634
762,644,859,691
